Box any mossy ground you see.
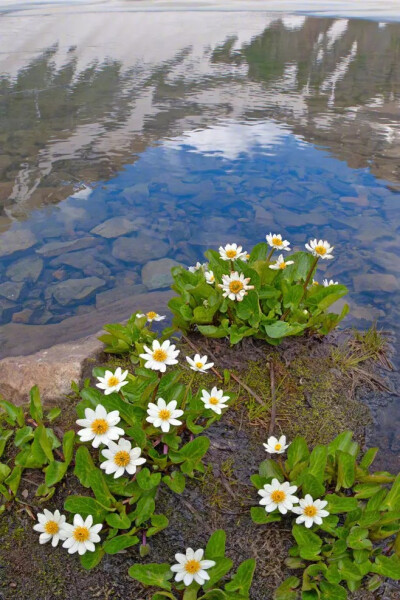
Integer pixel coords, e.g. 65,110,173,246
0,327,397,600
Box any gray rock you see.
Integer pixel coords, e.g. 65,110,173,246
91,217,139,239
142,258,182,290
6,256,43,282
49,277,106,306
0,229,37,257
36,236,96,257
112,234,169,264
0,281,24,301
50,250,110,278
0,298,16,319
96,284,146,308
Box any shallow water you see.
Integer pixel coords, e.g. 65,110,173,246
0,5,400,457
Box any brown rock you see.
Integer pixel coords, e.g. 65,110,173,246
12,309,33,324
0,336,103,406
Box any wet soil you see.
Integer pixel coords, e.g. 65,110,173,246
0,330,398,600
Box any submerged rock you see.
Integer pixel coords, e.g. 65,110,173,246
142,258,182,290
354,273,399,293
91,216,138,238
112,234,169,264
6,256,43,282
95,283,146,308
48,277,106,305
0,229,37,257
50,250,110,278
0,281,24,301
36,236,96,258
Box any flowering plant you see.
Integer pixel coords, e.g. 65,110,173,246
169,235,348,345
129,529,256,599
252,431,400,598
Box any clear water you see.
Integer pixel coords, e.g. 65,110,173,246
0,8,399,459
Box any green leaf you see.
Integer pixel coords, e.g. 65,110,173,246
29,386,43,423
14,426,34,448
336,450,355,490
380,474,400,512
134,496,156,526
171,436,210,462
205,530,226,559
319,581,347,599
64,495,109,521
0,399,24,427
45,461,68,487
203,557,233,590
264,321,304,339
147,514,169,537
325,494,358,513
273,576,300,600
163,471,186,494
251,507,281,524
371,555,400,579
62,430,75,465
80,545,105,570
137,468,162,491
259,459,285,481
346,527,372,550
128,563,173,591
199,591,227,600
292,525,322,560
5,465,23,495
106,512,131,530
46,407,61,423
354,483,383,499
103,534,140,554
89,469,116,508
250,242,269,262
0,463,11,483
287,437,309,471
0,429,13,457
308,445,327,482
300,474,325,499
37,425,53,462
224,558,256,594
74,446,96,487
359,447,378,470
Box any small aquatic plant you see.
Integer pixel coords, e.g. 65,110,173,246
169,233,348,345
252,431,400,598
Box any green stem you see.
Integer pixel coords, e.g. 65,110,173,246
151,371,163,403
266,248,275,262
181,373,195,411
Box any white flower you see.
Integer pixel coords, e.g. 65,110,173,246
100,438,146,479
139,339,180,372
170,547,216,587
205,270,215,284
186,354,214,373
61,514,102,555
96,367,128,395
269,254,294,271
137,311,166,322
258,478,299,514
266,233,291,251
33,509,66,547
242,253,251,262
76,404,124,448
292,494,330,528
305,239,334,259
263,435,290,454
219,243,247,261
219,271,254,301
201,387,230,415
188,262,207,273
322,279,338,287
146,398,184,433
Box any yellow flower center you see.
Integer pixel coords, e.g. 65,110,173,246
246,253,250,259
304,505,318,517
114,450,131,467
73,526,90,542
159,409,171,421
209,397,219,405
107,376,120,387
196,362,204,369
279,262,287,270
44,520,59,535
271,490,286,503
153,349,167,362
226,249,237,258
147,311,157,320
314,245,327,256
275,443,282,451
91,418,109,435
229,280,244,294
185,559,201,574
209,274,215,281
272,237,283,246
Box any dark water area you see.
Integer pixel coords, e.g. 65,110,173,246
0,8,399,459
